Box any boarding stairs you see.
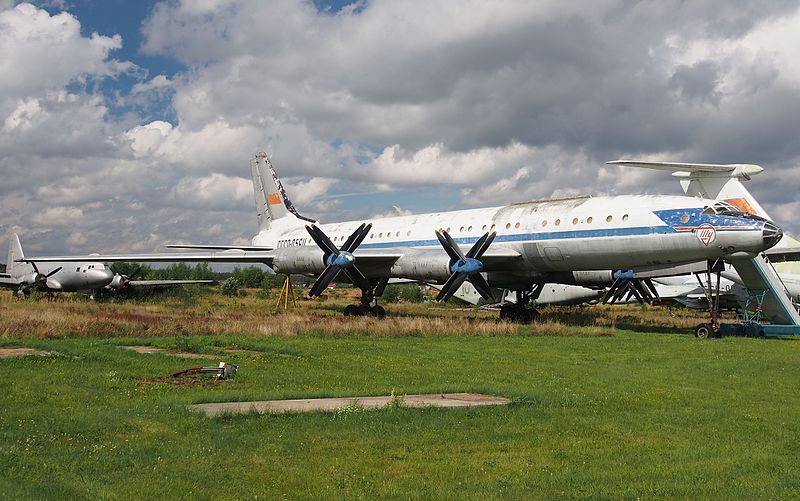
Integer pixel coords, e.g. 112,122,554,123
727,254,800,332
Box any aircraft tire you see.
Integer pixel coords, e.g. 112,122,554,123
343,304,359,316
356,304,372,316
694,323,713,339
371,305,386,319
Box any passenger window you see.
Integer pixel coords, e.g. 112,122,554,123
587,217,593,224
505,223,511,229
622,214,629,221
541,220,548,227
680,214,690,223
606,215,613,223
514,222,520,229
572,217,579,225
555,219,561,226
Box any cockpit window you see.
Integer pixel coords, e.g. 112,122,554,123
705,201,767,222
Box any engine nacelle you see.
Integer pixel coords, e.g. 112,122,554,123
570,270,614,284
389,254,452,282
24,272,45,286
271,247,326,275
108,275,127,290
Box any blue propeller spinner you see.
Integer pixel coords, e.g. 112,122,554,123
435,230,496,302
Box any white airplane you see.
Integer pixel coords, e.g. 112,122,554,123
1,234,212,299
20,152,783,320
1,234,113,298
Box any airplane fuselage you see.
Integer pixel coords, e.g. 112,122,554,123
253,194,776,289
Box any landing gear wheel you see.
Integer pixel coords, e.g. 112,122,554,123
370,305,386,319
343,304,358,316
523,309,540,323
694,323,716,339
356,303,372,316
499,306,539,323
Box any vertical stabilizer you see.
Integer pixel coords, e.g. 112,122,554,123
250,152,314,232
7,234,24,275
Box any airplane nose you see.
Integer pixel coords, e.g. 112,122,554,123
762,220,783,249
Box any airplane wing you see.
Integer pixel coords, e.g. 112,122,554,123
128,279,215,287
164,244,274,251
17,250,277,265
0,276,22,289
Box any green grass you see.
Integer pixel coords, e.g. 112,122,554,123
1,296,799,498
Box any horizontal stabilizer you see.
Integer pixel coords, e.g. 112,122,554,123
607,160,763,180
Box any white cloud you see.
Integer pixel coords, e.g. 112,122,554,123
170,173,252,210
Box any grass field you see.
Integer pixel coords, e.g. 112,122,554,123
1,290,799,499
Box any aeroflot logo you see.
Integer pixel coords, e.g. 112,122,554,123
696,224,716,246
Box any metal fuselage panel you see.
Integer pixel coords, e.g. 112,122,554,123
253,194,772,285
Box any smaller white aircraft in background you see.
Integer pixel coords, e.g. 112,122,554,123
1,234,213,299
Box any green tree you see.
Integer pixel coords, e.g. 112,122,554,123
382,285,401,303
220,276,242,297
110,262,152,279
399,285,424,303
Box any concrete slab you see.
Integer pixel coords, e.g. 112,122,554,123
0,348,49,358
189,393,512,418
120,346,213,359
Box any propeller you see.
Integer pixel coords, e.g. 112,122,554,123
305,223,372,297
109,264,143,289
435,230,496,302
29,262,61,288
603,278,660,304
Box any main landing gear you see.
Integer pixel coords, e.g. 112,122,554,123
694,258,725,338
499,286,542,323
343,287,386,319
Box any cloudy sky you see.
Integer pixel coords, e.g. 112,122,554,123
2,0,800,257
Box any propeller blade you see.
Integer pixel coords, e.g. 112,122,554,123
308,265,342,297
30,261,40,274
45,267,62,278
468,273,495,301
470,232,496,260
643,278,660,300
305,225,338,257
130,265,143,281
439,230,467,262
436,272,469,302
436,231,463,263
341,223,372,253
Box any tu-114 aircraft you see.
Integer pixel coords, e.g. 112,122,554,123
20,152,783,320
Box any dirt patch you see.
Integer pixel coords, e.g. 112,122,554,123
119,345,215,359
0,348,50,358
139,376,226,387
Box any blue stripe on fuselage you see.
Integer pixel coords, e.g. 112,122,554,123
359,225,673,249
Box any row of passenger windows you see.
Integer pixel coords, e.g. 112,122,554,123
320,213,632,243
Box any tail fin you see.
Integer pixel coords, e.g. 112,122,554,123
250,152,314,232
6,234,24,275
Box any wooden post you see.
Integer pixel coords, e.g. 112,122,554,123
275,275,297,310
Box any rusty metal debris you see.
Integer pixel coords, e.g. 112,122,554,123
172,362,238,380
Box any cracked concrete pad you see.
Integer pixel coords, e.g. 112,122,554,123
189,393,512,418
